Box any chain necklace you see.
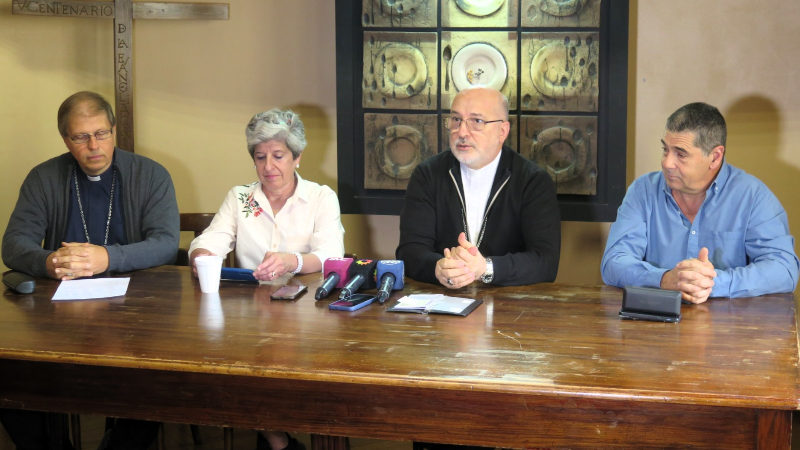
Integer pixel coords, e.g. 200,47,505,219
73,167,116,245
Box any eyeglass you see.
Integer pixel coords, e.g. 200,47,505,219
69,129,113,144
443,116,505,132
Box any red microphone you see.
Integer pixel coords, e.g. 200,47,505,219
314,257,353,300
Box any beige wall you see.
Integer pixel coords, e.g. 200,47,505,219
1,1,799,286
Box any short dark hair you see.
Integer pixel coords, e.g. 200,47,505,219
57,91,116,137
665,102,726,155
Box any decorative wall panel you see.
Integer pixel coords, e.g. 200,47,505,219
441,31,518,110
336,0,628,221
363,32,438,109
521,32,599,112
442,0,518,27
520,115,597,195
362,0,437,27
364,113,438,190
521,0,601,27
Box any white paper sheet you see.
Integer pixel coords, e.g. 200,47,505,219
51,277,130,301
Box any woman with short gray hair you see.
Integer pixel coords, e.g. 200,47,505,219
189,108,344,287
246,108,307,159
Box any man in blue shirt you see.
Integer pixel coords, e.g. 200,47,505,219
601,102,798,303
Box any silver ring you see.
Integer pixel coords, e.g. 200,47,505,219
271,271,276,279
67,273,73,277
447,278,453,285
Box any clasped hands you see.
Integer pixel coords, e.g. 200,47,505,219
47,242,109,280
190,249,296,281
660,247,717,304
435,232,487,289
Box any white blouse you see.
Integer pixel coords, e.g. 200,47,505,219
188,174,345,271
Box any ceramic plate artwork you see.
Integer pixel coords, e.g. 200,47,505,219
455,0,505,16
531,125,586,182
378,125,423,179
379,0,424,16
530,42,577,98
451,43,507,91
375,43,428,100
536,0,585,17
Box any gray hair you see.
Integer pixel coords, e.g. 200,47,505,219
57,91,116,137
245,109,306,159
666,102,726,155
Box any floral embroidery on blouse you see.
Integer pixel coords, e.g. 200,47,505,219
238,190,264,218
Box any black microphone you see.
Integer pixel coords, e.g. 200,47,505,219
339,259,377,300
375,260,404,304
315,257,354,300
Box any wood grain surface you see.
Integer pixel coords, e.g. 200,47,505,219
0,266,795,448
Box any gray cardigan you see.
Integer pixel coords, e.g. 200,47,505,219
2,149,179,278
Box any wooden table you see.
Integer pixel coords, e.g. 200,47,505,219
0,266,796,449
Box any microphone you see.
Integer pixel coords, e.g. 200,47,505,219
339,259,377,300
375,260,404,304
315,257,354,300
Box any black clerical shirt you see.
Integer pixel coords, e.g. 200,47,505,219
64,165,127,246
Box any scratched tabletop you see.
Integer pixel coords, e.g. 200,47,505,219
0,265,795,411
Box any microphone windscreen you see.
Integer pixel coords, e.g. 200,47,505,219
323,257,354,288
376,260,404,290
347,259,378,290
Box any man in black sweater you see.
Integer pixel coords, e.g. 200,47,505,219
397,87,561,287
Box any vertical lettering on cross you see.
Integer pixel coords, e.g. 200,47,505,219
114,0,134,152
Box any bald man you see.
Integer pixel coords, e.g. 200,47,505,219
397,87,561,288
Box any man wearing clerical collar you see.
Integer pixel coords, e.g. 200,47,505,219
601,102,799,303
2,91,179,281
1,92,178,446
397,87,561,288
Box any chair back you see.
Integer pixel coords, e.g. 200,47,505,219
177,213,234,267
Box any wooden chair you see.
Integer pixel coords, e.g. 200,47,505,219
178,213,234,267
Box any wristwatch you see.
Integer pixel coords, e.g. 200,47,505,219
480,257,494,284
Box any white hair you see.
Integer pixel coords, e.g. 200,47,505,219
245,108,307,159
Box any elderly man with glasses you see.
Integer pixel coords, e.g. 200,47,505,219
397,86,561,288
3,90,179,281
1,91,178,447
1,90,178,448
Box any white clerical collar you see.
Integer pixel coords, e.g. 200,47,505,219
80,166,112,182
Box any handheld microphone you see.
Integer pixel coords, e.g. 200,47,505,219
339,259,377,300
375,260,404,304
315,257,354,300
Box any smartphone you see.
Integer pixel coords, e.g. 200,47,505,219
270,284,307,300
328,293,376,312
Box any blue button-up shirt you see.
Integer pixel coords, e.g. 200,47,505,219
601,162,799,298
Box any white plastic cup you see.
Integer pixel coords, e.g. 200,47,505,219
195,255,224,293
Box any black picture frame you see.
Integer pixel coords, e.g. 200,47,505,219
336,0,628,221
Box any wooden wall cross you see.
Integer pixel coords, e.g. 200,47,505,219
12,0,229,152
